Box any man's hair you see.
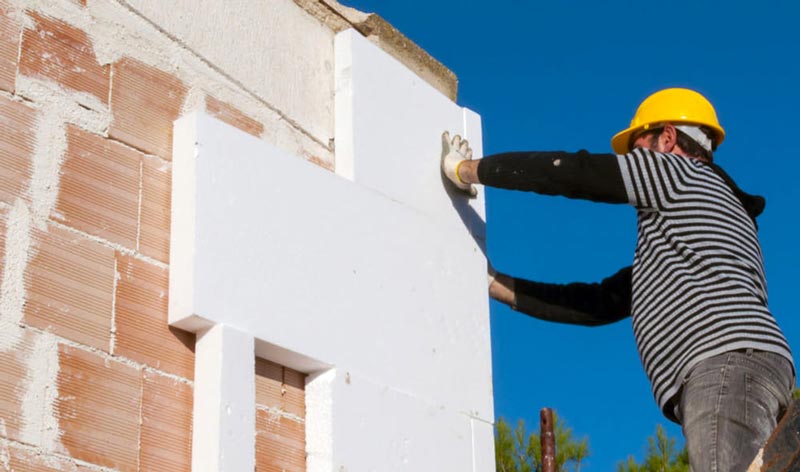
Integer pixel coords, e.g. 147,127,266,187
640,126,716,162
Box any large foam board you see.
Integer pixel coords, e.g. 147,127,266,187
171,111,492,419
335,29,486,242
170,28,495,471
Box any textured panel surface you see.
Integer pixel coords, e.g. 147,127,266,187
255,358,283,410
115,253,194,378
110,58,186,158
139,156,171,262
140,370,193,472
57,345,141,472
255,410,305,472
20,13,109,105
330,370,474,472
0,95,35,205
0,0,18,92
25,223,115,350
471,418,497,472
282,368,305,418
206,96,264,138
255,358,306,417
56,125,140,248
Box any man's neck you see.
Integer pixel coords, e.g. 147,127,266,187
671,147,709,164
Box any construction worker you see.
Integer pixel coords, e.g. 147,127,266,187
442,88,796,471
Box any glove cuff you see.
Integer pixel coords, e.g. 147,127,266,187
454,160,466,184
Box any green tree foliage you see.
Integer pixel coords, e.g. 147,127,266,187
793,387,799,400
495,413,589,472
616,425,689,472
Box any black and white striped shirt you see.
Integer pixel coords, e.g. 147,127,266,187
617,148,793,412
477,148,794,419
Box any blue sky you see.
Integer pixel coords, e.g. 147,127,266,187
343,1,800,469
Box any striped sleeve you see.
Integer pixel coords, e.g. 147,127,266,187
616,148,683,211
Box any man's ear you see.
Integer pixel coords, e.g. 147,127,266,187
660,123,678,152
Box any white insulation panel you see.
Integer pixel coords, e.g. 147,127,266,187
170,28,494,472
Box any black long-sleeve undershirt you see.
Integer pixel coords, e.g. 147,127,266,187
476,150,629,204
477,150,632,325
512,266,633,326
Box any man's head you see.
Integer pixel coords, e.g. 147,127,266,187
612,88,725,160
630,123,716,162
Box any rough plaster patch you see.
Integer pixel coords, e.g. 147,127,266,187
20,331,63,453
105,0,332,152
24,323,194,387
16,76,111,134
10,0,174,70
93,5,224,89
180,87,206,116
11,0,83,28
2,0,31,31
155,157,171,173
0,200,31,353
255,404,305,425
0,436,118,472
0,420,9,471
87,0,182,69
147,358,191,380
267,116,331,165
305,369,334,472
14,77,112,236
178,62,333,162
30,450,67,471
14,0,333,164
109,258,120,354
28,112,67,228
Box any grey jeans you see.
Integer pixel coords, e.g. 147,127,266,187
674,350,795,472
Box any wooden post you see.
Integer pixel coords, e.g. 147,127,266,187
541,408,556,472
759,398,800,471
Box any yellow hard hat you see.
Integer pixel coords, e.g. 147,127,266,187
611,88,726,154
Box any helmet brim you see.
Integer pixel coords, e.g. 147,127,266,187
611,126,637,155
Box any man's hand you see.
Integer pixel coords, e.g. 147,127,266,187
441,131,477,197
488,264,516,307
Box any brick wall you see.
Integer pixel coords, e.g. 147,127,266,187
255,359,306,472
0,1,315,470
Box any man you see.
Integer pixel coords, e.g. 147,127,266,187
442,88,795,471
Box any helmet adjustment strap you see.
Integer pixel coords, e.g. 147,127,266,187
674,125,713,152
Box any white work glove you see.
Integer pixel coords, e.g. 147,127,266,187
441,131,477,197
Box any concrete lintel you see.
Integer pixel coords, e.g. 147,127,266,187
294,0,458,101
192,324,256,472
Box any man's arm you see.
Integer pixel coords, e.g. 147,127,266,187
457,151,629,204
490,267,632,326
